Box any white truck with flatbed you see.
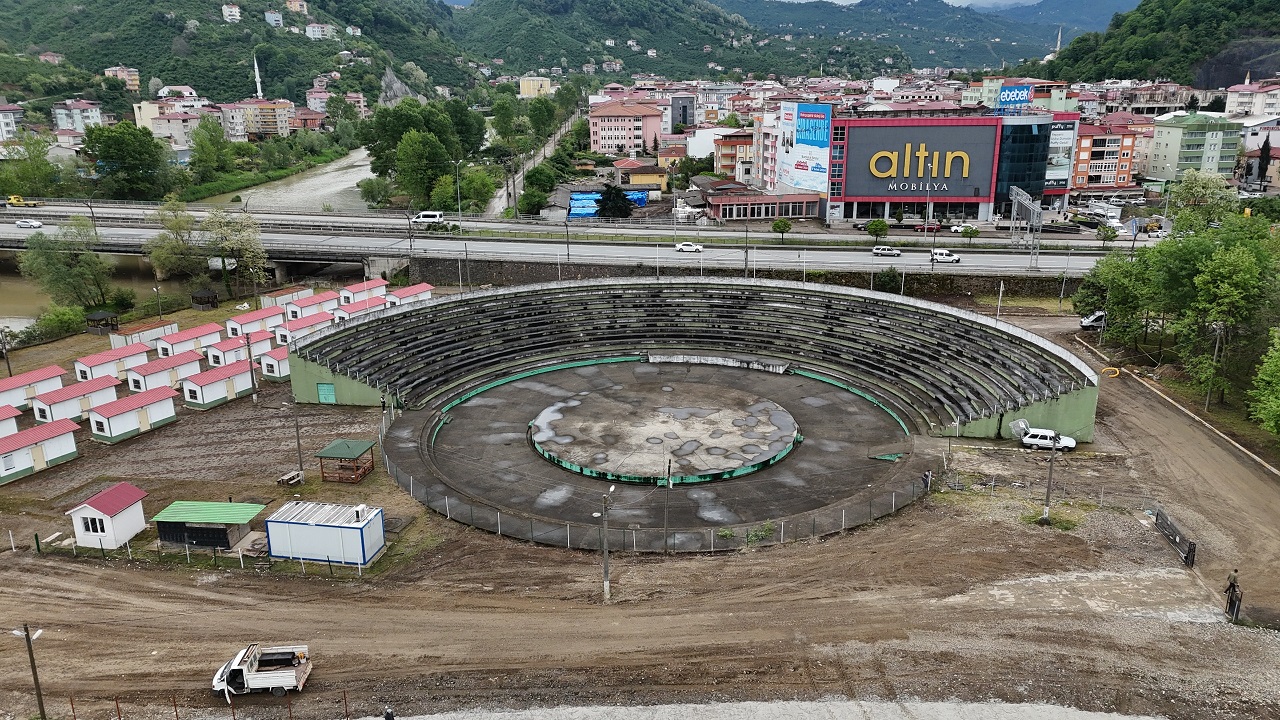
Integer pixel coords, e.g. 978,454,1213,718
212,643,312,702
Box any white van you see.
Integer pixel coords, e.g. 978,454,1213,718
930,248,960,263
409,211,445,225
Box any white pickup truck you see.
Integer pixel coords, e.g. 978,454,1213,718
212,643,312,702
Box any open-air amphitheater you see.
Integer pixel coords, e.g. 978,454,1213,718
291,277,1098,552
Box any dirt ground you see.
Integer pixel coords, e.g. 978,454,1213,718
2,315,1279,720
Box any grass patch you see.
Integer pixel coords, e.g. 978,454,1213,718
178,149,349,202
1159,378,1280,469
1020,510,1080,531
974,294,1075,313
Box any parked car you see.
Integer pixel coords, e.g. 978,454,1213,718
15,219,42,229
929,248,960,263
674,241,703,253
871,245,901,257
1148,229,1169,239
913,221,942,232
949,223,977,233
1080,310,1106,329
1020,429,1077,451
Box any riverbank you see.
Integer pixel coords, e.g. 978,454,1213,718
201,146,373,211
178,147,350,203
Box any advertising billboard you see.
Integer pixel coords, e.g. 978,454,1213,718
996,85,1034,108
1044,121,1076,190
841,123,998,199
777,102,831,193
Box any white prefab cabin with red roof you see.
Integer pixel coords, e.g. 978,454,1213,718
275,311,334,345
87,386,180,444
181,360,258,410
0,365,67,411
31,375,121,423
65,481,148,549
0,419,79,485
0,405,19,437
226,307,285,337
285,290,340,319
260,285,313,308
155,323,223,358
206,330,273,367
108,318,178,350
74,342,151,381
339,278,388,305
386,282,434,307
333,296,387,321
126,350,205,392
260,346,291,380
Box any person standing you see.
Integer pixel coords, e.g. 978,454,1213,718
1225,569,1238,595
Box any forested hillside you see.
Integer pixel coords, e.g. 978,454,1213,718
988,0,1140,35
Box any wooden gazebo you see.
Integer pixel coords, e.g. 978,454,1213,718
315,439,376,484
85,310,119,335
191,288,220,310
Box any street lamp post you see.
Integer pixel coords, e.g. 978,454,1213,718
12,624,45,720
563,220,571,262
153,286,163,321
453,159,464,231
84,189,100,241
591,485,616,603
926,161,935,252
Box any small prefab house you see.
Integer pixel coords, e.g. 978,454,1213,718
333,296,387,321
266,500,386,566
275,312,334,345
152,501,265,548
87,386,180,444
181,360,258,410
260,346,291,381
339,278,388,305
74,342,151,381
385,282,434,307
226,307,285,337
0,419,79,485
206,330,273,367
156,323,223,358
0,365,67,411
260,285,313,308
0,405,19,437
126,350,204,392
108,319,178,350
285,290,341,320
65,481,148,550
31,375,121,423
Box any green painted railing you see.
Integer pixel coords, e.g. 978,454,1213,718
790,369,911,436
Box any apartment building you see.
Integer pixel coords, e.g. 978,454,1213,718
588,99,662,154
1148,112,1241,182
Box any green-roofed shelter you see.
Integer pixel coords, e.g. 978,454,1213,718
315,439,376,484
153,501,267,548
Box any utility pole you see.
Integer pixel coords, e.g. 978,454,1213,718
663,460,672,554
1041,436,1058,524
17,624,46,720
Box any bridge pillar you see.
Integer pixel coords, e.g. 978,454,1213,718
364,256,408,281
273,263,289,285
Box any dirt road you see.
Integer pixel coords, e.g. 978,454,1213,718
2,317,1279,720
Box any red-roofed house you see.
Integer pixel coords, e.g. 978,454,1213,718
226,306,285,337
65,481,148,549
260,346,291,381
125,350,205,392
156,323,223,357
0,365,67,411
31,375,121,423
334,296,387,321
206,330,273,367
285,290,340,319
74,342,150,381
87,386,180,444
182,360,259,410
0,405,20,437
275,311,334,345
386,283,435,307
151,113,201,147
0,419,79,485
340,278,389,305
260,285,313,308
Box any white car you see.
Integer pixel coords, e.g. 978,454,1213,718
1148,229,1169,239
871,245,900,256
1020,429,1077,451
674,241,703,253
949,223,977,233
930,248,960,263
15,219,42,229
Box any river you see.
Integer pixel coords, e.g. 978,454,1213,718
204,147,374,212
0,255,188,332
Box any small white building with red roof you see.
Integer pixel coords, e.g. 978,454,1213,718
31,375,121,423
386,283,434,307
0,365,67,411
275,311,334,345
0,405,19,437
285,290,340,319
156,323,223,357
226,306,285,337
340,278,388,305
87,386,180,444
74,342,150,381
125,350,205,392
0,419,79,485
260,285,313,308
65,481,148,549
206,330,274,367
260,346,291,381
334,296,387,321
182,360,258,410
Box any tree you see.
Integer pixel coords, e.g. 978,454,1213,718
334,119,359,150
1185,94,1200,112
866,219,889,240
492,95,517,139
83,122,174,200
569,118,590,151
18,219,115,308
459,168,497,213
771,218,792,242
362,99,426,178
148,77,163,97
720,113,742,128
961,225,981,245
394,129,450,205
525,163,558,193
527,97,557,137
203,209,266,297
1096,225,1119,244
597,184,632,218
518,188,548,216
145,198,208,280
325,95,360,125
651,133,659,154
1249,329,1280,434
188,116,234,184
0,131,60,197
443,98,486,155
1258,136,1272,185
358,176,394,207
1169,168,1238,222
